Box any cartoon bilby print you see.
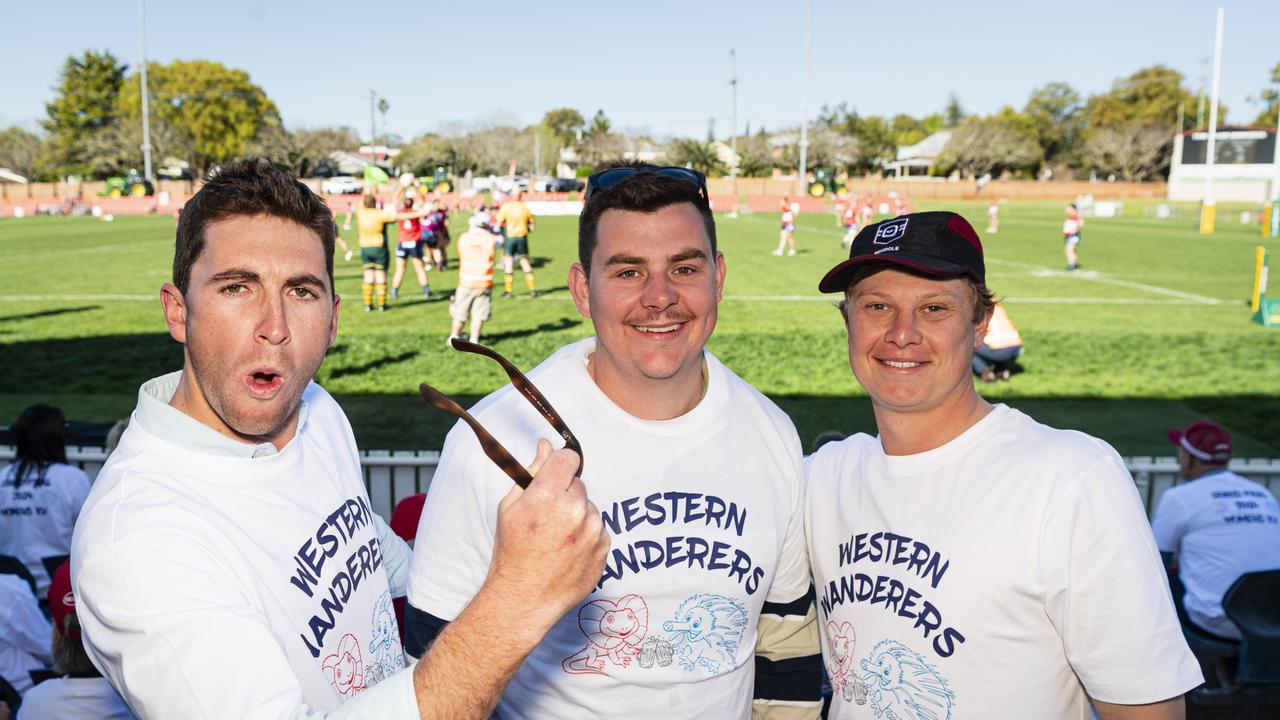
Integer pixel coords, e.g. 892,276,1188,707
662,594,748,673
562,594,649,675
322,633,366,697
859,639,954,720
365,591,402,687
826,620,857,699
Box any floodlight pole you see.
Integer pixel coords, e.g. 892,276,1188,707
137,0,153,182
369,90,377,158
1200,7,1224,234
797,0,811,197
729,48,738,181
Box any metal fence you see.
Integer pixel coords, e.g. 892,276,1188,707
5,446,1280,523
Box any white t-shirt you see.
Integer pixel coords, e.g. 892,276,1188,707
72,378,417,719
1151,468,1280,640
805,405,1201,719
17,675,135,719
0,461,91,596
408,338,810,719
0,574,51,697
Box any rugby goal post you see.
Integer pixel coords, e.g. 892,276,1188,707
1252,245,1280,327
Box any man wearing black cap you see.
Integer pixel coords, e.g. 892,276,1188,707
1152,421,1280,641
805,211,1202,718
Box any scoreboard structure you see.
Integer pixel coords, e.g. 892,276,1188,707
1168,126,1280,203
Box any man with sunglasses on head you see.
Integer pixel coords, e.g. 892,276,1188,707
806,212,1201,718
406,162,822,719
70,159,609,719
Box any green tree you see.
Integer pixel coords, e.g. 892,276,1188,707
665,139,727,176
816,104,896,174
890,114,926,147
1252,61,1280,126
1024,82,1086,165
1086,65,1200,131
1082,123,1172,180
42,50,128,177
0,127,48,180
119,60,280,175
936,114,1043,178
578,110,624,165
541,107,584,148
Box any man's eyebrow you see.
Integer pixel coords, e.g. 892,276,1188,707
286,273,328,290
602,248,709,267
207,269,260,284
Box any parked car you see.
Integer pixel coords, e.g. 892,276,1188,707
322,176,363,195
545,177,585,193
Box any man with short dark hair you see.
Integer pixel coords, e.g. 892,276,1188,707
806,211,1201,718
406,162,821,719
72,158,609,719
1152,421,1280,641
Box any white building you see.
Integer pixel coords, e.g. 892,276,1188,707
1167,126,1280,203
886,130,952,178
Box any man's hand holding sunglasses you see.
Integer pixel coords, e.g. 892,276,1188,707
412,440,608,718
487,440,610,634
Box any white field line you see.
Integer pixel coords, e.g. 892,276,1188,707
2,242,158,262
735,216,1225,305
984,257,1224,305
0,294,154,301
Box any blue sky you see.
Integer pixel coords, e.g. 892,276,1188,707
2,0,1277,141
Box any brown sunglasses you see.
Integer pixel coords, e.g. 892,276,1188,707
419,338,583,488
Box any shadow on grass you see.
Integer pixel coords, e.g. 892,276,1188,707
0,306,101,324
0,333,1275,456
483,318,582,344
329,351,420,379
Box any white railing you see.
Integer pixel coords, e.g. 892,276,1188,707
4,446,1280,523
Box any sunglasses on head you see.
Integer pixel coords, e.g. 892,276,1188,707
584,166,708,203
419,338,582,489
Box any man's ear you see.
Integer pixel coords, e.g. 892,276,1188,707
567,263,591,318
713,251,727,303
973,306,994,350
160,283,188,344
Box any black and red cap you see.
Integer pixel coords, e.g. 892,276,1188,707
818,211,985,293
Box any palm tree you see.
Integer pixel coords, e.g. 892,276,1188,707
666,139,727,176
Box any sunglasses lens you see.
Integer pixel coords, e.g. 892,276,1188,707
586,167,707,201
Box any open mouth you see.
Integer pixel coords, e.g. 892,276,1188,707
246,370,283,395
881,359,922,369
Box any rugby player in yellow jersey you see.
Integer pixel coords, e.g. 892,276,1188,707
496,191,537,299
345,186,428,311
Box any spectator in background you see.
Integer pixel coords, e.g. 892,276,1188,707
986,200,999,233
0,404,91,596
0,572,51,698
15,562,133,719
1152,421,1280,641
972,302,1023,382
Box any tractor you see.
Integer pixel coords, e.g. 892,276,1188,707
419,166,453,194
99,170,154,198
807,167,846,198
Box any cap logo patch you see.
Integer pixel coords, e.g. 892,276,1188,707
874,218,908,245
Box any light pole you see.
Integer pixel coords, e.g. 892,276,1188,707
729,48,738,182
1200,7,1224,235
797,0,812,197
137,0,153,182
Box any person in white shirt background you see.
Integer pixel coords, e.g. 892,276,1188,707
16,560,133,719
1152,420,1280,644
0,403,91,597
71,158,608,720
0,572,50,699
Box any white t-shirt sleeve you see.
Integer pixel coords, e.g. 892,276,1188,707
0,582,52,660
1038,451,1202,704
76,532,417,720
1149,491,1187,554
408,427,500,618
375,515,412,599
766,442,810,605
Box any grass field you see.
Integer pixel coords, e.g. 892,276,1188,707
1,198,1278,457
